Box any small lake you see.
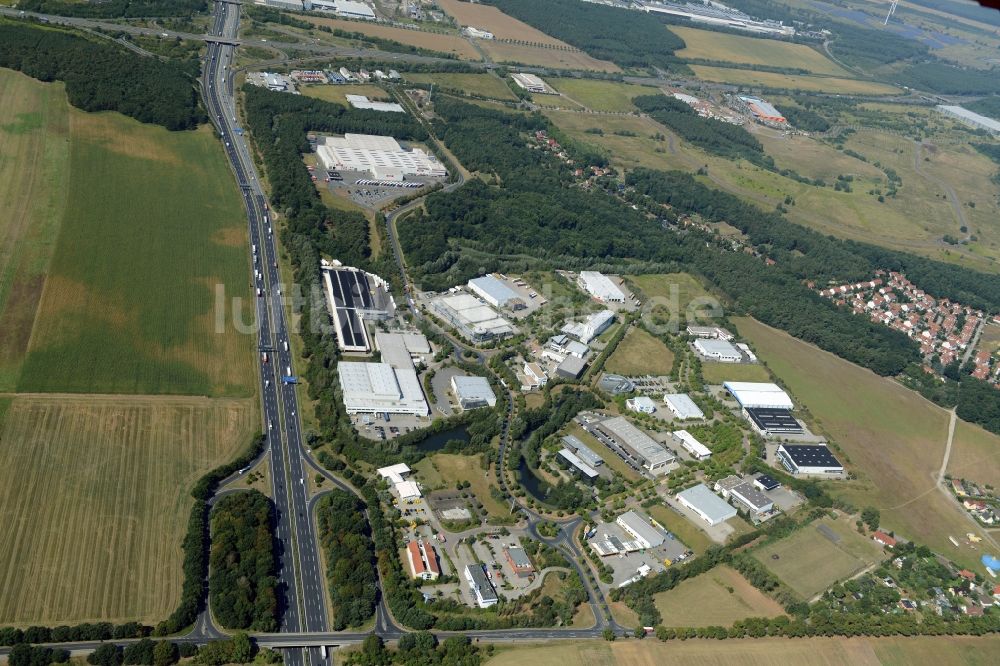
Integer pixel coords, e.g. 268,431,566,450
517,456,552,503
410,425,470,453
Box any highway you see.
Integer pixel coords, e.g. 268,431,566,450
202,3,328,664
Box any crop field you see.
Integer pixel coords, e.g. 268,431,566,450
0,393,256,625
404,73,517,100
0,70,70,392
302,16,481,60
299,83,390,104
605,327,675,377
17,107,256,397
735,317,990,569
548,78,657,113
479,41,620,72
689,66,901,95
653,565,785,626
701,362,772,384
413,453,508,518
673,26,851,76
947,419,1000,489
484,635,1000,666
436,0,570,46
752,516,885,600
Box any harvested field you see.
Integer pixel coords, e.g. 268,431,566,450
437,0,570,47
303,16,481,60
0,393,256,625
736,316,992,570
673,26,851,77
18,108,255,397
689,66,900,95
752,516,885,600
548,78,656,113
605,327,674,377
405,72,517,100
0,70,70,392
480,41,620,72
485,635,1000,666
653,565,785,627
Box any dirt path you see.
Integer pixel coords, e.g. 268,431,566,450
912,140,969,238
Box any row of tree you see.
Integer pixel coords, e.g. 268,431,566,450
316,490,378,630
208,491,278,631
0,22,203,130
18,0,205,18
0,624,147,647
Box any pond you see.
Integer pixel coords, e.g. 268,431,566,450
517,456,552,503
409,424,470,453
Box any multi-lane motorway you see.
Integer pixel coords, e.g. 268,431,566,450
203,3,328,664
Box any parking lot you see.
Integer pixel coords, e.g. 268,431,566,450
325,169,444,208
587,521,690,588
429,366,469,416
352,412,430,440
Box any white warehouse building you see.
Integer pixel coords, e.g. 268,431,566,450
337,361,429,416
694,338,742,363
676,483,737,526
467,275,522,309
577,271,626,303
724,382,794,410
317,134,447,181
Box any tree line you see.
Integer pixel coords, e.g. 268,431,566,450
484,0,687,72
316,490,378,630
18,0,206,18
0,22,204,130
894,62,1000,96
209,491,278,632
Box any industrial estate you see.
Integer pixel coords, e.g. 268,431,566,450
1,0,1000,665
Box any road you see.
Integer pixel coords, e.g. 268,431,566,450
200,3,328,664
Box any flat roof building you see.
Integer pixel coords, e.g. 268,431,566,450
406,539,440,580
754,473,780,491
937,105,1000,135
598,374,634,395
777,444,843,475
694,338,742,363
376,463,410,484
663,393,705,420
555,355,587,380
686,325,734,340
374,331,429,370
322,264,394,353
337,361,429,416
626,396,657,414
306,0,376,20
464,565,498,608
467,275,522,309
451,375,497,410
724,382,794,410
616,510,665,549
503,546,534,577
317,134,446,180
676,483,737,526
344,94,405,113
577,272,626,303
729,482,774,517
739,95,786,123
558,448,599,482
744,407,803,437
593,416,675,475
562,309,615,344
510,72,548,93
562,435,603,467
432,292,514,343
672,429,711,460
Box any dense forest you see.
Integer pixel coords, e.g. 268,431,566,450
894,62,1000,95
484,0,686,71
0,22,203,130
18,0,206,18
966,96,1000,122
778,104,831,132
633,94,771,166
316,491,378,630
208,491,278,632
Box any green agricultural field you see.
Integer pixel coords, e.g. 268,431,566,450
752,516,885,600
605,327,674,376
404,73,517,100
0,70,70,392
701,362,772,384
736,317,991,570
18,106,256,396
673,26,851,77
548,78,657,113
689,65,901,95
0,393,256,625
299,83,391,105
653,565,786,627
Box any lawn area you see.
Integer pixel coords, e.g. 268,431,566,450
563,423,639,481
17,106,255,397
756,131,885,184
484,635,1000,666
627,272,718,323
437,0,570,46
653,564,785,627
0,393,256,625
689,66,901,95
548,78,657,113
480,41,620,72
946,419,1000,489
299,83,390,105
303,15,481,60
752,516,885,600
414,453,509,519
702,362,772,384
605,327,674,377
405,72,516,100
544,110,690,172
0,70,70,392
735,317,991,569
647,504,713,554
673,26,851,77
